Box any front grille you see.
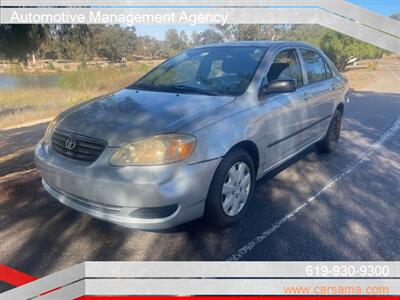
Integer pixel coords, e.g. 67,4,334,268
51,130,106,163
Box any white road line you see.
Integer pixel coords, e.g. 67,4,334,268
226,116,400,261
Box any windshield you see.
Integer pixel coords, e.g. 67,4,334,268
130,46,268,96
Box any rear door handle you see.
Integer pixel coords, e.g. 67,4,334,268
302,93,309,101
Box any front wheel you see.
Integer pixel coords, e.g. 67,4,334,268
316,109,342,153
204,149,256,227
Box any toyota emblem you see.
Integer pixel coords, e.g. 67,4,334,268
65,136,76,150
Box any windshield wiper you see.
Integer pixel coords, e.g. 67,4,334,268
129,83,161,91
129,83,223,96
169,85,223,96
129,83,180,94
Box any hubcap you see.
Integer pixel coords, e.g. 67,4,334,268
221,161,251,217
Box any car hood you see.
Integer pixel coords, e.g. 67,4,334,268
56,88,235,146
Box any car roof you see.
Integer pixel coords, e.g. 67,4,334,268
194,40,315,49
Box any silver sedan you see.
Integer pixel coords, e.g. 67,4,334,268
35,41,348,230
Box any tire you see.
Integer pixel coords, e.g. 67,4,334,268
204,148,256,227
316,109,342,153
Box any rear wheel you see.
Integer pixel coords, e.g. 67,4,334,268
316,109,342,153
205,149,255,227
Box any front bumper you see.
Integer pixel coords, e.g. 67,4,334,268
35,142,221,230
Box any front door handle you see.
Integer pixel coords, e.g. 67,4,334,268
329,84,336,91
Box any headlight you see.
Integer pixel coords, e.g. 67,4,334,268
109,134,196,166
43,118,57,144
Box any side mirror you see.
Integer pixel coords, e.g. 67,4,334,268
261,79,297,97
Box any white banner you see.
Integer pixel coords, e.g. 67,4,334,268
1,262,400,299
0,1,399,52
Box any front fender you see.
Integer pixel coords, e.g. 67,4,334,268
183,104,264,166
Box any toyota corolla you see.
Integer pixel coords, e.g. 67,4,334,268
35,41,348,230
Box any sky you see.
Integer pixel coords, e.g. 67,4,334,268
348,0,400,16
135,1,400,40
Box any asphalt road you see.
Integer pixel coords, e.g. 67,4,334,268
0,59,399,287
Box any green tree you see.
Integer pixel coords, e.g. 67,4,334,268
320,31,385,70
72,25,96,65
0,25,45,63
96,26,136,62
38,26,59,60
135,35,162,58
163,29,187,56
233,24,264,40
179,30,189,45
214,24,386,70
214,24,282,41
281,25,329,47
49,25,97,64
191,29,224,46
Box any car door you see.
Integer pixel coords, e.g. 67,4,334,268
299,48,337,138
257,48,313,171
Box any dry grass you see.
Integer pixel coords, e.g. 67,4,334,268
0,62,155,128
0,88,98,128
0,59,164,74
341,58,383,91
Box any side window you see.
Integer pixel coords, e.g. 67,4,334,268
267,49,303,87
300,49,328,84
324,60,333,79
